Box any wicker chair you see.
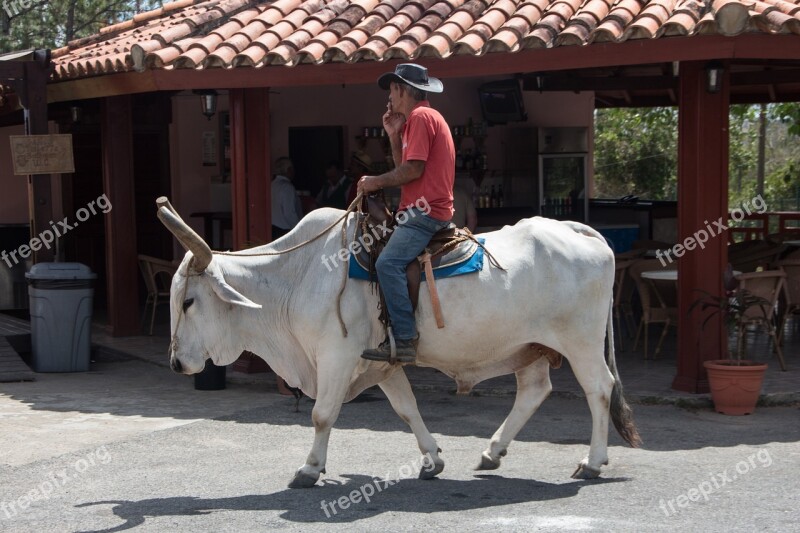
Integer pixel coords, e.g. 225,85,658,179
777,259,800,345
138,255,177,335
734,270,787,371
629,259,678,359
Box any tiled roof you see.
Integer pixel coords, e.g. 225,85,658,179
50,0,800,81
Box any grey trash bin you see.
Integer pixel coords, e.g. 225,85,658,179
26,263,97,372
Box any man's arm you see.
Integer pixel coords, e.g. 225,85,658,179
357,160,425,194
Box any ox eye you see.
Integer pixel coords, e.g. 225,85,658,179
182,298,194,312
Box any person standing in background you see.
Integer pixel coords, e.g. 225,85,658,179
271,157,302,239
451,185,477,231
316,160,353,210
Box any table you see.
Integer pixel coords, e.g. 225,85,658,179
641,270,741,281
641,270,677,281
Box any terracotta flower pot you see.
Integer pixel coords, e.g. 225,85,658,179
703,359,768,415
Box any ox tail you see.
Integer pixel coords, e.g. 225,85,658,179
606,297,642,448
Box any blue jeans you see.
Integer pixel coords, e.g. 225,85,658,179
375,207,450,340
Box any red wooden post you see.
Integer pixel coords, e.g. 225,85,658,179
229,88,271,249
22,57,56,263
673,61,730,393
101,95,140,336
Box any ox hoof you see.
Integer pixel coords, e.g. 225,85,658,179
475,452,501,471
288,470,320,489
571,462,602,480
419,457,445,480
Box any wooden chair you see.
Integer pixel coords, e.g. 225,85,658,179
777,212,800,236
613,258,637,351
629,259,677,359
777,259,800,344
734,270,787,371
138,255,177,335
727,212,768,244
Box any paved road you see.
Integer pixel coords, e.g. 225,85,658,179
1,359,798,532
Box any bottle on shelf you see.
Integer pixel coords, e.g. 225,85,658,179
472,186,479,208
464,148,473,170
490,185,497,208
480,186,488,208
498,184,504,207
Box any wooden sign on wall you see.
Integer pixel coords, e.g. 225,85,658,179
9,134,75,175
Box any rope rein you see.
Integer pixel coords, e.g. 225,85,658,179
211,193,365,258
170,192,503,346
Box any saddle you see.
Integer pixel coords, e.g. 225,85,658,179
354,195,480,329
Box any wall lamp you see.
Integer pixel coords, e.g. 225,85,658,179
195,89,218,120
706,61,724,94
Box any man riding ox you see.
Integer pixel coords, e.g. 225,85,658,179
155,66,640,490
357,63,455,364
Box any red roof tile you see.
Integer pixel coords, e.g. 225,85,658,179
49,0,800,81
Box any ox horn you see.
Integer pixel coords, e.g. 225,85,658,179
156,196,213,272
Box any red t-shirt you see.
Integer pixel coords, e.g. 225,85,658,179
399,101,455,221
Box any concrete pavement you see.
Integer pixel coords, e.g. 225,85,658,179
0,356,798,532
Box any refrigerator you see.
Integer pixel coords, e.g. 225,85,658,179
538,128,589,222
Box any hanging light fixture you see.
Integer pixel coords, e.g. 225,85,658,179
70,105,82,123
705,61,724,94
196,89,218,120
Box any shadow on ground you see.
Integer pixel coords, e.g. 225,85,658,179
74,475,628,532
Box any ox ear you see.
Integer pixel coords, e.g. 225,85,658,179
206,269,262,309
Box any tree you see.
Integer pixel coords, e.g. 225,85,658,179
593,107,678,200
0,0,161,54
594,103,800,211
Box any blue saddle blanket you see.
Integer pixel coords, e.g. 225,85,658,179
348,238,485,281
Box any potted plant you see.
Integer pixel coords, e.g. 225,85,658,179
689,267,770,415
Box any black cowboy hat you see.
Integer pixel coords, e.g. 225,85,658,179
377,63,444,93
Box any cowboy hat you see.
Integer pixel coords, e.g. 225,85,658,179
377,63,443,93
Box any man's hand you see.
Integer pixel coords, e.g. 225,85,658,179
382,102,405,137
357,175,380,196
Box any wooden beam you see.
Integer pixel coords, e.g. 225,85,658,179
522,74,679,92
673,61,730,394
45,34,800,103
23,60,55,263
0,62,24,78
229,88,271,250
230,89,248,250
244,88,271,245
729,68,800,86
101,95,139,336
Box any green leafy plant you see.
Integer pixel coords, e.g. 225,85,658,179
688,278,771,364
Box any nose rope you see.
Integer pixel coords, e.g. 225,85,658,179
169,264,193,358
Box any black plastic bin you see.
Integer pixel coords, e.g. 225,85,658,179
25,262,96,372
194,361,227,390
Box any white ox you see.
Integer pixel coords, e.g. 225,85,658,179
157,197,640,488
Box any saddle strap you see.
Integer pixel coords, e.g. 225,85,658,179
420,252,445,328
